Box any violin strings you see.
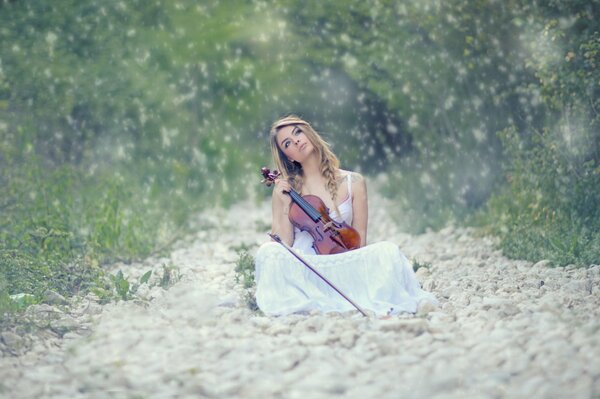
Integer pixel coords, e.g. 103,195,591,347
289,191,321,221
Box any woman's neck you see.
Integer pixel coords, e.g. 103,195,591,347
300,153,322,180
299,153,339,188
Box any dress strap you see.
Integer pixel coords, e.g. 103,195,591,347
346,173,352,199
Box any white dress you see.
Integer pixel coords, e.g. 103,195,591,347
254,175,437,316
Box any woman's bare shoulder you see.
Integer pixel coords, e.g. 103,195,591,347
338,169,365,183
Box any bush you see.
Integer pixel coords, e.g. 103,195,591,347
481,126,600,266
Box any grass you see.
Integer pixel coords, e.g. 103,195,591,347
0,153,194,322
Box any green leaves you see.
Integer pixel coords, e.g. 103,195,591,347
234,251,256,290
159,264,179,290
29,227,73,254
140,270,152,285
111,271,130,301
234,250,258,311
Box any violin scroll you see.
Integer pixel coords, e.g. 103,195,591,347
260,167,281,187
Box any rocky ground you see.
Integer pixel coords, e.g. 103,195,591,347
1,192,599,399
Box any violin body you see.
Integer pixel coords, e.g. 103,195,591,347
289,195,361,255
261,167,361,255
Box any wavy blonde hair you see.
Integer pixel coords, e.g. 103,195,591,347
269,115,342,208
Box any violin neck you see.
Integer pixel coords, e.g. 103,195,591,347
287,189,321,222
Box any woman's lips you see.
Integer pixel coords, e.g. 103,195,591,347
300,143,307,151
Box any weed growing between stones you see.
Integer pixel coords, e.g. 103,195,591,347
96,264,180,302
234,251,259,311
159,264,181,290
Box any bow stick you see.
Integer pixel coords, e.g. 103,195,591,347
268,233,369,318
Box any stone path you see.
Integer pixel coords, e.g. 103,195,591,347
1,192,599,398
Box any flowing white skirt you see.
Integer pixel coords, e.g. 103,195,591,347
254,241,437,316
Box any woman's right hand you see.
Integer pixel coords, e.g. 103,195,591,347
273,178,292,207
270,178,294,246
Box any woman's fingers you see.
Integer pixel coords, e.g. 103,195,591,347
273,179,292,206
275,179,290,193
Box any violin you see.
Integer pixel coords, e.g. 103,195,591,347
261,167,361,255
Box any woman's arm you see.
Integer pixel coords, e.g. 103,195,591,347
271,180,294,246
351,172,368,247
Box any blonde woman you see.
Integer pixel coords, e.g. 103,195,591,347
255,115,436,316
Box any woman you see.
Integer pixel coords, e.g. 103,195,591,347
255,115,437,316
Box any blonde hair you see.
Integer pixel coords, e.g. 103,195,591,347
269,115,342,208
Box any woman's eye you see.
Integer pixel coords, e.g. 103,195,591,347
294,129,301,135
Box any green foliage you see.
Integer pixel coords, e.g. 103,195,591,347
111,270,130,301
140,270,152,285
159,264,180,290
0,273,25,314
234,251,256,290
0,154,171,302
91,268,163,303
0,147,189,317
482,125,600,266
234,251,258,311
479,2,600,267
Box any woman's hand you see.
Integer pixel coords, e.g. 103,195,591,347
271,178,294,246
273,178,292,208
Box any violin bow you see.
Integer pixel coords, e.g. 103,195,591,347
268,233,369,318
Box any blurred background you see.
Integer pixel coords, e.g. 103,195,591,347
1,0,598,308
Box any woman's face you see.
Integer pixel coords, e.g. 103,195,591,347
276,124,315,164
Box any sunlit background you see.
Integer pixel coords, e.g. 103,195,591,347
1,1,598,308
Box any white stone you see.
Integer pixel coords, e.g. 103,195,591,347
417,300,438,315
1,331,24,352
378,318,429,334
415,267,430,280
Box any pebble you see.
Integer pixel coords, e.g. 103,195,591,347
49,315,79,337
42,290,69,306
1,331,24,353
415,267,430,280
266,323,291,336
417,300,438,315
378,318,429,334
